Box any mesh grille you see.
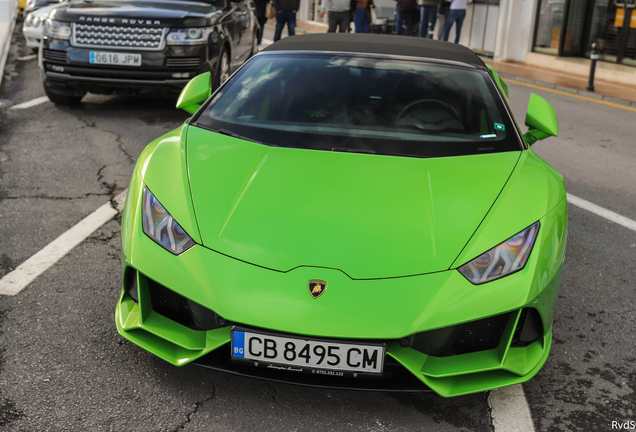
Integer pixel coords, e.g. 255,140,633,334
411,312,512,357
165,57,201,68
71,23,167,50
43,49,68,62
453,313,510,353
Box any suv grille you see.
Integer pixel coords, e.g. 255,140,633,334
71,24,168,51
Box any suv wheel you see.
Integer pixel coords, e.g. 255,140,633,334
44,86,84,105
213,48,230,90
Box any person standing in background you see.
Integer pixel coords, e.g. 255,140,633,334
435,0,448,39
273,0,300,41
320,0,351,33
417,0,437,38
254,0,269,45
442,0,471,43
354,0,373,33
395,0,417,36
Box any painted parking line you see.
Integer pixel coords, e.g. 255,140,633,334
489,385,535,432
8,96,50,110
17,54,38,61
0,191,126,296
567,193,636,232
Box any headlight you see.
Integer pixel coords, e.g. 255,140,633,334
43,19,71,39
33,16,42,28
142,187,195,255
166,27,210,45
458,222,540,285
25,13,35,27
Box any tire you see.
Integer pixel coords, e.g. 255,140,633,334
213,47,230,90
44,86,83,105
249,30,258,58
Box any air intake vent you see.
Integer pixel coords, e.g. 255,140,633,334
43,49,68,62
165,57,201,68
410,312,512,357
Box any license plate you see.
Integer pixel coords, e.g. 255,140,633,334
89,51,141,66
231,328,385,376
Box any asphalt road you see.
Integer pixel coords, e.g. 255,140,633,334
0,23,635,431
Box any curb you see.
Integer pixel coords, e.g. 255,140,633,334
0,16,16,89
496,71,636,108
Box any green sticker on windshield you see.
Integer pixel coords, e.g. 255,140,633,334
494,123,505,131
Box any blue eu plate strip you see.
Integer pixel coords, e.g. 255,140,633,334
232,330,245,358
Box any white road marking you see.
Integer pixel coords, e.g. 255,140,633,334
0,191,126,296
8,96,50,110
18,54,38,61
568,193,636,232
489,385,535,432
260,38,274,48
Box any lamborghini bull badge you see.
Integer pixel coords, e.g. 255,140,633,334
308,280,327,299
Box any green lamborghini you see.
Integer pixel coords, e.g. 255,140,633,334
116,34,567,397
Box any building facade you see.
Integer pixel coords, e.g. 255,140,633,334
297,0,636,70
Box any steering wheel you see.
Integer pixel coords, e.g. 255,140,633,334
395,99,461,127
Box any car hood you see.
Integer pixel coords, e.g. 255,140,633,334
31,3,60,18
186,127,521,279
51,0,218,25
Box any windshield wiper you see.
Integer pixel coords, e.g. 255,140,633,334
217,128,263,144
331,147,379,155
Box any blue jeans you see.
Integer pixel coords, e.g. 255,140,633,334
274,10,296,41
443,9,466,43
396,7,413,36
354,8,369,33
418,6,436,38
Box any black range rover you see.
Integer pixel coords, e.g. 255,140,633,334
40,0,259,104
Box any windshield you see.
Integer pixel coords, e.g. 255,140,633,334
194,53,522,158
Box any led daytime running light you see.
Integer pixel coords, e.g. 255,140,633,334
142,187,195,255
458,222,540,285
166,27,209,45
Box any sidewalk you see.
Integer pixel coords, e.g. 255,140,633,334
288,19,636,107
483,58,636,107
0,0,17,89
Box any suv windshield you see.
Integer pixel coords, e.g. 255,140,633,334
194,53,521,158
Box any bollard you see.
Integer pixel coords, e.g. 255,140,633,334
586,42,598,92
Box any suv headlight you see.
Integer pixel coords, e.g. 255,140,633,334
142,187,195,255
43,19,71,39
458,222,540,285
166,27,211,45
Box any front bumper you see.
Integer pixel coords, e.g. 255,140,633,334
116,168,567,397
41,38,214,96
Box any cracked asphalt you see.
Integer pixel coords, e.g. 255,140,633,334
1,23,635,431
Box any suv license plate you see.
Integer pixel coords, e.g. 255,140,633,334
90,52,141,67
231,329,385,375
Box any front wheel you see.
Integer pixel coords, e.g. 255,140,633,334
213,48,230,90
249,30,258,58
44,86,84,105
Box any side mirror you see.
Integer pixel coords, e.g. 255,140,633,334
176,72,212,114
523,93,559,146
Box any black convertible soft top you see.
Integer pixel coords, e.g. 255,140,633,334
261,33,485,68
